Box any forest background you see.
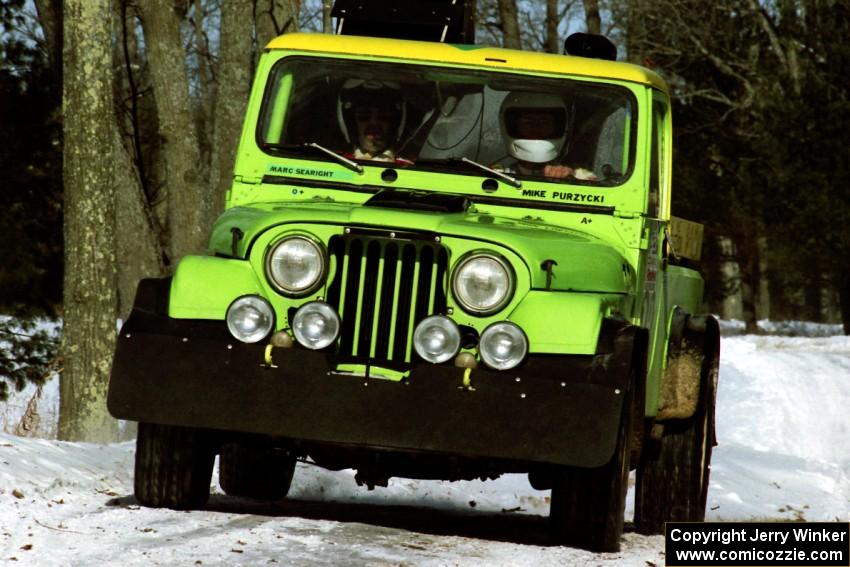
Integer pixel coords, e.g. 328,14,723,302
1,0,848,441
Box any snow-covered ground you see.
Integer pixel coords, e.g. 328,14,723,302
1,324,849,565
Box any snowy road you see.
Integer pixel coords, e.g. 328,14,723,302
1,330,849,565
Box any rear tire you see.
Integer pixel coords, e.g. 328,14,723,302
634,345,718,534
134,422,215,509
218,443,296,501
550,386,633,552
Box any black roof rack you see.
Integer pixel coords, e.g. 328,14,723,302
331,0,476,44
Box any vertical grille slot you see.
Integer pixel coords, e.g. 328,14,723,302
327,233,448,364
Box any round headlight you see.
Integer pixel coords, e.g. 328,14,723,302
266,235,325,296
413,315,461,364
451,253,514,315
226,296,275,344
292,302,340,350
479,322,528,370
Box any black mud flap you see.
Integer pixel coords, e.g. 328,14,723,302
109,309,643,469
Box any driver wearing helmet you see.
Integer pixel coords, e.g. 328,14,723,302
499,91,596,180
338,79,409,163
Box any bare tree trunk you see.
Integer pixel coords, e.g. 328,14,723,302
582,0,601,35
111,0,166,319
545,0,559,53
193,0,215,168
819,274,839,324
738,231,759,334
125,3,169,235
717,235,743,321
323,0,333,33
622,0,645,64
839,272,850,335
778,0,803,97
255,0,300,48
497,0,521,49
139,0,205,265
60,0,120,443
755,233,770,320
748,0,802,96
114,125,166,319
116,0,153,200
34,0,63,72
208,1,254,228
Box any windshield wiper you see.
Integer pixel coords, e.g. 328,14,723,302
460,157,521,188
417,157,522,188
262,142,364,174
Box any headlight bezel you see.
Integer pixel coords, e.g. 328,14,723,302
450,251,516,316
264,234,327,297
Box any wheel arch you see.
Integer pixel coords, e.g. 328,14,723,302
656,307,719,422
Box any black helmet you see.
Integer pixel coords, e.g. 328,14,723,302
337,79,407,144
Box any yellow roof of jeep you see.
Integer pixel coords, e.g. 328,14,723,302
266,32,668,92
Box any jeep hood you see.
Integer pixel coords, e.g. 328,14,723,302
209,201,633,293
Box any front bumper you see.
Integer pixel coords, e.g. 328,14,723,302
108,311,640,468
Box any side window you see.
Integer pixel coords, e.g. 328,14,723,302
648,100,666,218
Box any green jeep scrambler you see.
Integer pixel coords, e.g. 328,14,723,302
108,4,719,552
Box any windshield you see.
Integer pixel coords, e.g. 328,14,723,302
258,57,636,186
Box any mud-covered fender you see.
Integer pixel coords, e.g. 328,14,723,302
656,307,720,421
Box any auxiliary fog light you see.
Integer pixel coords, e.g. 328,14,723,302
226,296,275,344
479,322,528,370
413,315,461,364
292,302,340,350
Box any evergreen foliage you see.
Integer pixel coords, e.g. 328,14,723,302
0,1,63,400
0,317,59,401
616,0,850,331
0,0,63,314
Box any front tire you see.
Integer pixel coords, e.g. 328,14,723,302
134,422,215,510
218,443,296,501
549,387,633,552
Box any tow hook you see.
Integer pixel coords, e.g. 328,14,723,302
460,367,476,391
263,344,278,368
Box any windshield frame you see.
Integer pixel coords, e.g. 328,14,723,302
254,54,640,189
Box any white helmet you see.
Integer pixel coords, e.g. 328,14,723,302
500,92,570,164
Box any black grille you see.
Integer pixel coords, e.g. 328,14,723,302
326,232,449,363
